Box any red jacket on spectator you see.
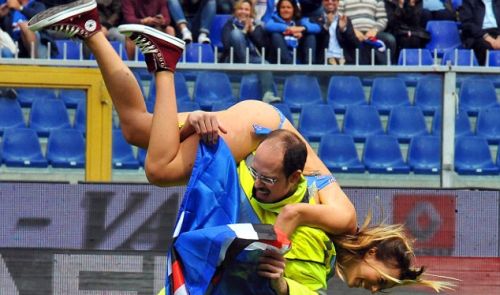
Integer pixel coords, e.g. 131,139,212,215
121,0,171,27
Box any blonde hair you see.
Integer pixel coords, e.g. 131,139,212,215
332,212,457,292
233,0,256,19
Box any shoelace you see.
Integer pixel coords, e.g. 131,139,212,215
132,35,158,54
52,24,82,38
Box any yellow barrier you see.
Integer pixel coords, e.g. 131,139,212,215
0,65,112,182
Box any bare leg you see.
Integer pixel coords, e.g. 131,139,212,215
85,31,152,147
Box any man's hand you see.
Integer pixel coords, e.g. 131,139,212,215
185,111,227,144
7,0,22,10
258,250,288,295
354,29,365,41
365,28,378,38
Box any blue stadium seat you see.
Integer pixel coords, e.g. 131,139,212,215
326,76,366,113
397,48,434,65
74,99,86,134
441,49,478,66
182,43,215,63
46,129,85,168
138,148,147,167
29,98,71,137
342,105,384,142
193,71,235,110
298,104,339,142
59,89,85,108
369,77,410,114
476,108,500,144
459,79,499,115
239,73,277,101
318,134,364,173
408,135,441,174
210,14,231,49
16,88,57,107
0,97,25,135
54,39,83,59
283,75,323,112
425,21,462,57
112,129,140,169
432,110,472,137
1,128,48,167
488,50,500,66
211,101,236,111
455,136,499,175
271,103,294,126
363,135,410,173
148,72,191,102
451,0,462,9
387,106,428,143
178,100,202,112
90,40,127,60
414,76,442,115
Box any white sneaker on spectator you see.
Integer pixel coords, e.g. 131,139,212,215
197,33,210,44
181,28,192,43
262,91,281,103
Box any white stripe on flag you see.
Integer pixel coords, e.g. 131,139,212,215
172,211,185,238
173,284,188,295
228,223,259,240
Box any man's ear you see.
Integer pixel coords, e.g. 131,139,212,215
288,170,302,184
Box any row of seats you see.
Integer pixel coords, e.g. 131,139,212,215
3,127,498,176
320,134,500,175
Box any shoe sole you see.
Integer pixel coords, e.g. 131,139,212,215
28,0,97,32
118,24,185,50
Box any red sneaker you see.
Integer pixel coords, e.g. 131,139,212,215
118,24,185,73
28,0,101,39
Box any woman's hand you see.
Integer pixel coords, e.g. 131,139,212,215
258,250,288,295
184,111,228,144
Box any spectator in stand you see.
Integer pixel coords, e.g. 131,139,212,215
460,0,500,65
265,0,321,64
421,0,457,26
222,0,280,102
97,0,123,42
122,0,175,60
0,0,45,58
339,0,397,64
316,0,360,64
167,0,215,44
386,0,430,55
38,0,71,8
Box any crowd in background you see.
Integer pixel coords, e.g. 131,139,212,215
0,0,499,65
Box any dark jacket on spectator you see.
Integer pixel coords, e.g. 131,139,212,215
385,0,430,48
121,0,171,26
97,0,122,29
460,0,500,45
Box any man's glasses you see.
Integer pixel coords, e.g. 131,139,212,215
248,166,278,185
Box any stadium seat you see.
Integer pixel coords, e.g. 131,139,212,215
408,135,441,174
74,99,86,134
210,14,231,49
432,110,472,137
283,75,323,112
54,39,83,59
138,148,147,167
298,104,339,142
318,134,364,173
148,72,191,102
178,100,202,112
29,98,71,137
425,21,462,57
16,88,57,107
397,48,434,65
271,103,294,126
1,128,48,167
239,73,262,101
488,50,500,66
451,0,462,9
182,43,215,63
90,40,127,60
59,89,85,108
326,76,366,113
0,97,25,135
387,106,428,143
193,71,235,110
112,129,140,169
455,136,499,175
441,49,479,66
46,129,85,168
363,135,410,173
459,79,499,115
342,105,384,142
211,101,236,111
369,77,410,114
414,76,442,115
476,108,500,144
